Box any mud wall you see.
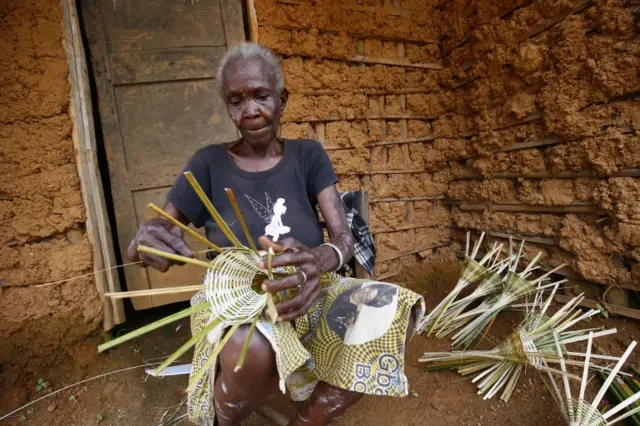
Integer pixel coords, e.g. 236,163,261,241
255,0,639,302
0,0,103,370
255,0,453,279
439,0,639,304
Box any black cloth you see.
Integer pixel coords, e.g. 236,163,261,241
340,192,376,276
166,139,338,250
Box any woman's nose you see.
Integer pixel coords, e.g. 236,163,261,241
242,99,260,118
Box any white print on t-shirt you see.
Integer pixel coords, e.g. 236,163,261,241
244,193,291,242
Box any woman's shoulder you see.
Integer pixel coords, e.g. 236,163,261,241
286,138,327,157
189,143,227,164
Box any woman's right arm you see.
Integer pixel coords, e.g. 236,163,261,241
127,202,196,273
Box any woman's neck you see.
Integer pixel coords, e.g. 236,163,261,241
228,137,283,159
225,137,285,173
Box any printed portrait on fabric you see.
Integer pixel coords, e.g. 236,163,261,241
325,282,399,345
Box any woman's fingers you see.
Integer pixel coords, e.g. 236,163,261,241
137,237,176,272
258,236,307,254
155,225,196,258
277,286,321,322
274,273,317,313
262,270,307,293
270,250,315,269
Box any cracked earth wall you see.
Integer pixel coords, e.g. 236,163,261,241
0,0,102,370
439,0,639,306
256,0,639,306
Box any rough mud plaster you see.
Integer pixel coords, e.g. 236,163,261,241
259,0,637,286
254,0,455,278
0,0,102,369
436,0,639,290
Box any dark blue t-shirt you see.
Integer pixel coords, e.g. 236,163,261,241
166,139,338,250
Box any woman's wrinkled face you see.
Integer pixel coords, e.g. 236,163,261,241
222,58,287,148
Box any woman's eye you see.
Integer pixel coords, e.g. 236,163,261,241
256,94,269,101
230,98,242,106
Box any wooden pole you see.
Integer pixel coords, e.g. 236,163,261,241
246,0,259,42
61,0,124,329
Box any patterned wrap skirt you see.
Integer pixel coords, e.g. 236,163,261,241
186,272,425,426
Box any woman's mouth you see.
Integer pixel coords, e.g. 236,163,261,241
244,125,268,134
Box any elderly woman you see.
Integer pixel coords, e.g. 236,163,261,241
128,42,425,426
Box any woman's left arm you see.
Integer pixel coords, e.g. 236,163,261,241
259,184,354,322
315,185,355,272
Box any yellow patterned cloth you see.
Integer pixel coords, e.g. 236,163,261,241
187,274,425,426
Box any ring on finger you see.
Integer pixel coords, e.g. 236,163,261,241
298,270,308,287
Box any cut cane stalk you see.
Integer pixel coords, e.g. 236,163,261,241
266,247,279,323
187,323,241,393
154,317,222,376
225,188,258,253
184,171,242,248
98,302,209,353
138,245,214,269
105,285,204,299
148,202,222,253
235,315,260,372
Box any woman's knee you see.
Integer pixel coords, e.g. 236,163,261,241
219,324,277,379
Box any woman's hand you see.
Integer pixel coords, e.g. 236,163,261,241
258,236,339,322
127,218,196,273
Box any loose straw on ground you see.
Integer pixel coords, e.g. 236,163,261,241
0,362,165,422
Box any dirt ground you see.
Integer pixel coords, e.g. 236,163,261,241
1,261,638,426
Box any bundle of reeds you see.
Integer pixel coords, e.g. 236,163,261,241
432,238,568,350
417,232,505,336
545,332,640,425
419,286,620,402
97,172,304,387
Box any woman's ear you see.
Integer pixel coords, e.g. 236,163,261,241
279,87,289,113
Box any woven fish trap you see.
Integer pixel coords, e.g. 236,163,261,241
497,330,544,368
204,247,270,325
565,398,606,426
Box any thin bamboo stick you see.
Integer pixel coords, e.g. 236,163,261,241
97,302,209,353
370,196,445,203
377,241,451,263
137,245,213,269
235,315,259,372
454,169,640,181
148,203,222,253
225,188,258,252
371,135,436,147
266,247,279,323
183,171,243,248
105,285,204,299
457,204,601,214
154,317,222,376
187,323,241,393
286,114,437,123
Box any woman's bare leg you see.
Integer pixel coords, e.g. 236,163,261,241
289,306,419,425
214,325,280,426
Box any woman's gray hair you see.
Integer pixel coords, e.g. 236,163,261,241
216,42,285,93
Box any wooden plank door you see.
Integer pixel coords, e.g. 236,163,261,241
80,0,244,310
